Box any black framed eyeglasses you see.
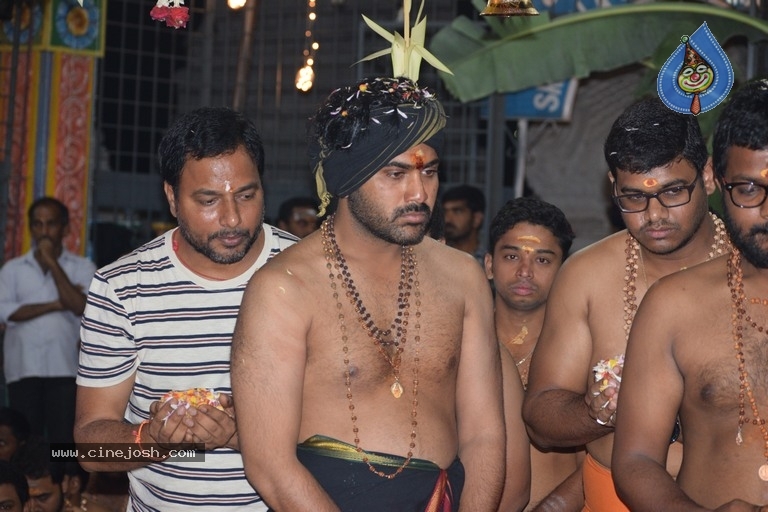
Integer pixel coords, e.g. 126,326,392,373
612,177,699,213
721,180,768,208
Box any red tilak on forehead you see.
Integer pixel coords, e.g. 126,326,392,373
643,178,658,188
761,168,768,178
413,151,425,170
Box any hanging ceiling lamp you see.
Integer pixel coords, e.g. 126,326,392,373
479,0,539,16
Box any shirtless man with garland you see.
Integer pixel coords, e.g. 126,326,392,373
613,79,768,512
231,76,524,511
485,197,584,511
522,97,731,512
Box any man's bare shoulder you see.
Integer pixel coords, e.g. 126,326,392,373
425,237,479,261
633,254,731,357
568,230,628,265
646,253,729,301
553,230,629,284
249,233,326,292
419,238,488,284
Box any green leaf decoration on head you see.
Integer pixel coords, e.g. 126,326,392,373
358,0,453,82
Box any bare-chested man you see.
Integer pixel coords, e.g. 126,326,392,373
522,97,732,512
612,80,768,511
485,197,584,512
231,76,519,512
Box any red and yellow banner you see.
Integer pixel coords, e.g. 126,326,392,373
1,48,95,260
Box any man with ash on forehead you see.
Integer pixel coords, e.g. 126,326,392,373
231,76,522,511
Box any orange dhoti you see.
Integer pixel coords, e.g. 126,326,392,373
582,453,629,512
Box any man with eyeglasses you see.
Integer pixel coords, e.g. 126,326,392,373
612,81,768,511
523,96,732,512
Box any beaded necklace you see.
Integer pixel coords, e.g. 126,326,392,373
322,215,415,398
727,249,768,481
623,212,730,342
335,236,412,349
321,215,421,479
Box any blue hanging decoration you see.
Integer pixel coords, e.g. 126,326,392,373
657,22,733,116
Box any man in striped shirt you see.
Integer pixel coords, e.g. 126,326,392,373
74,107,296,510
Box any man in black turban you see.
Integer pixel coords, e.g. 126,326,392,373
232,74,517,511
310,76,446,216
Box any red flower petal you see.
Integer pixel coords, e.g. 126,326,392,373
150,5,170,21
165,6,189,29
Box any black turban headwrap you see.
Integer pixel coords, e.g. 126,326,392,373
309,77,447,216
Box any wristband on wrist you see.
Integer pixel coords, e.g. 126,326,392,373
131,420,170,462
133,420,151,450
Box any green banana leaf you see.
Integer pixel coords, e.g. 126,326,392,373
429,2,768,102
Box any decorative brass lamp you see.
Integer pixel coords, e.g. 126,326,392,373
480,0,540,16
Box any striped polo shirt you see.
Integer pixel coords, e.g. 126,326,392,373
78,224,296,510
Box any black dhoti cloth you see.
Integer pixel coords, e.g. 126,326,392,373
277,434,464,512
